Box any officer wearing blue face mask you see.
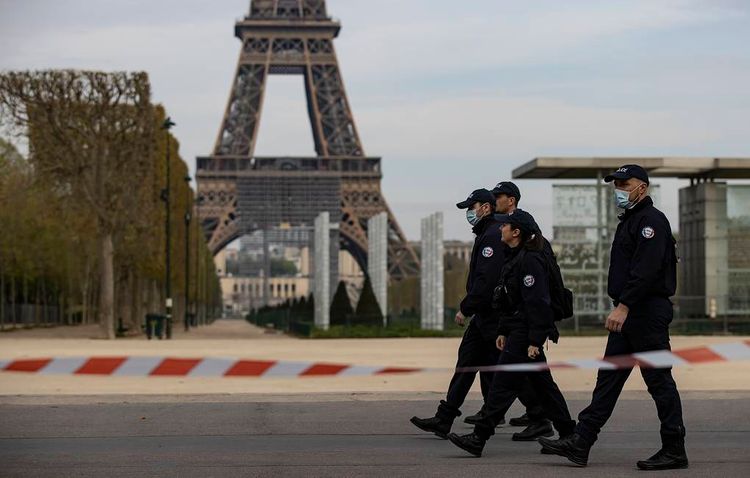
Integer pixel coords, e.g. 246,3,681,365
411,188,506,439
540,164,687,470
447,209,575,458
491,181,556,441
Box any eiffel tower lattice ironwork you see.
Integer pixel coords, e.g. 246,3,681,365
196,0,419,279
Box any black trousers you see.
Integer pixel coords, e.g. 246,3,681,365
436,315,499,421
576,298,685,445
473,330,575,439
517,378,546,422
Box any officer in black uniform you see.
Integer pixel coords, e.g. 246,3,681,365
540,165,688,470
410,188,506,438
491,182,553,441
447,209,575,457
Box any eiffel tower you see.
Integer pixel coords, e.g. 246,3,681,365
196,0,419,280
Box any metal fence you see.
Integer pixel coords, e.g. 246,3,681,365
0,303,70,330
559,294,750,335
246,300,750,337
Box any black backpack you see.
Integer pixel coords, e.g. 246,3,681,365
541,242,574,321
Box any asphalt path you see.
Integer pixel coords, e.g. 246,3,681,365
1,391,748,477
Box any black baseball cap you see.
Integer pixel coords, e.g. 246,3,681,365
491,181,521,202
604,164,650,185
493,209,540,234
456,188,495,209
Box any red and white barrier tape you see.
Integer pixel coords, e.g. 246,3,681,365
1,341,748,378
0,356,422,377
456,341,750,373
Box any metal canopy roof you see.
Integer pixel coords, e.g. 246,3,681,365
513,157,750,180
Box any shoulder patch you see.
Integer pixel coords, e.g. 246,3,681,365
641,226,655,239
482,246,494,258
523,275,535,287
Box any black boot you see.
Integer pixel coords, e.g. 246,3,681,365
538,433,591,466
464,409,505,426
447,432,486,457
463,409,484,425
637,435,688,470
410,416,451,439
512,419,554,441
509,412,531,427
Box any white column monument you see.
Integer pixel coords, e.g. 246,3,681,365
367,212,389,325
420,212,444,330
313,212,331,330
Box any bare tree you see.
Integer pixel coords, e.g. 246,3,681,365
0,70,155,339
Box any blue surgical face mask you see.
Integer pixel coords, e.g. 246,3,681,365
614,188,637,209
466,204,489,226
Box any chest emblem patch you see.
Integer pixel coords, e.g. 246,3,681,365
642,226,655,239
482,246,494,258
523,275,535,287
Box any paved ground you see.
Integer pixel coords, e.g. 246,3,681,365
2,320,749,476
1,391,748,477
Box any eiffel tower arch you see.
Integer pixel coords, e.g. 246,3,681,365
196,0,419,280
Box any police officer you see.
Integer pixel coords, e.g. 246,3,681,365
447,209,575,457
540,165,687,470
410,188,506,438
491,181,553,441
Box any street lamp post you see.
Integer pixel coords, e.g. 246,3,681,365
194,194,202,326
162,117,176,339
184,174,192,332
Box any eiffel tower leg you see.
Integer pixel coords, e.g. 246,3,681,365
196,179,240,255
304,50,419,278
383,203,420,278
340,178,419,280
213,61,268,157
305,62,363,157
199,57,270,252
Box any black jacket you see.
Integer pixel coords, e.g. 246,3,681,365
496,245,557,347
459,216,507,317
608,196,677,307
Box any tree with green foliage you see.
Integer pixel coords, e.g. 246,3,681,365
444,252,469,311
270,258,297,276
0,70,224,337
330,281,354,326
301,293,314,322
0,70,155,338
354,276,384,327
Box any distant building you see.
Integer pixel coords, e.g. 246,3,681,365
515,156,750,321
216,242,364,315
220,276,310,315
551,184,660,320
679,184,750,317
444,240,473,263
410,240,473,264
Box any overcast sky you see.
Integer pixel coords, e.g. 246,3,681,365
1,0,749,241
